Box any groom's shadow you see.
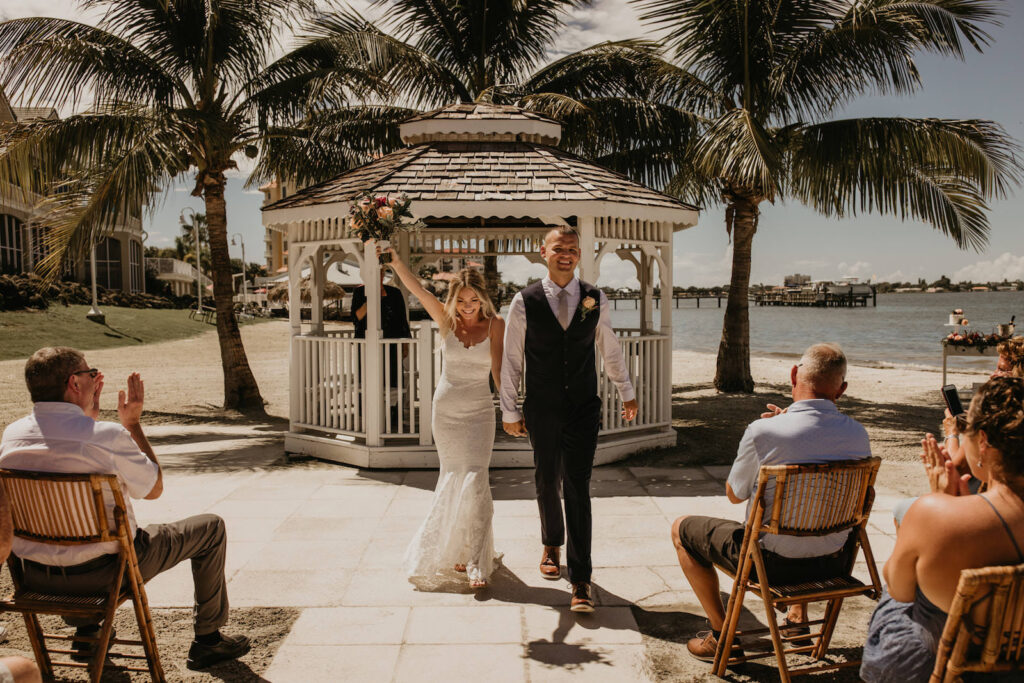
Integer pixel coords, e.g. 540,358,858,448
411,562,639,670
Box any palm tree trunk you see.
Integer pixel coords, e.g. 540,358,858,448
202,175,266,412
714,197,758,392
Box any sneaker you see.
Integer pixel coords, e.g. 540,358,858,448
686,629,744,663
71,626,115,663
186,633,251,670
570,582,595,613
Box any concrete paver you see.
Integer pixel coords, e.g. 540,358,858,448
130,424,899,682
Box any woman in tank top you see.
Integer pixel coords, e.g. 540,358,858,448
862,376,1024,682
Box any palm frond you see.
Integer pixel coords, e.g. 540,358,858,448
693,108,784,200
0,17,180,109
789,116,1022,249
248,104,416,187
374,0,591,96
523,39,665,100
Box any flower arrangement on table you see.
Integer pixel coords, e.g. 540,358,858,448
943,330,1004,350
347,191,425,262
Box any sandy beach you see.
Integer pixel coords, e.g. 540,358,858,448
0,320,992,498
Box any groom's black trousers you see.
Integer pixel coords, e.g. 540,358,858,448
524,396,601,584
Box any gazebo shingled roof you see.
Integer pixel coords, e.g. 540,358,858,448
264,142,697,212
262,102,697,215
403,102,559,124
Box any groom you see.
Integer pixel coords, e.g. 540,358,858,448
501,226,638,612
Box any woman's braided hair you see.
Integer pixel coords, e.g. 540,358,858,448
967,376,1024,494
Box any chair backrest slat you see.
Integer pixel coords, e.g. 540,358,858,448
756,458,880,537
933,563,1024,680
0,470,120,545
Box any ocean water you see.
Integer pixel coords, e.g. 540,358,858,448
608,291,1024,371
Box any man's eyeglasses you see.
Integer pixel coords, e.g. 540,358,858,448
69,368,99,380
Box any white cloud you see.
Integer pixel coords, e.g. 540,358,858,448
674,246,733,288
953,253,1024,283
837,260,873,280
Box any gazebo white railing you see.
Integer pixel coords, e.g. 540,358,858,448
262,103,699,468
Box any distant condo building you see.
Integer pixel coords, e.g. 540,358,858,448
784,273,811,287
0,89,146,292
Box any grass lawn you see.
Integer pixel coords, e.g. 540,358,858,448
0,305,252,361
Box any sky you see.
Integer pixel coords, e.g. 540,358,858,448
3,0,1023,288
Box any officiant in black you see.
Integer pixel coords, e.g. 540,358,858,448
351,269,412,390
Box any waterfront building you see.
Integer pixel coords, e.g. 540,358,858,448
0,89,146,292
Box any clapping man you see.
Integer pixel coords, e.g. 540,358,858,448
0,347,250,670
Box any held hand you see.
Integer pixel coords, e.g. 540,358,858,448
760,403,786,419
503,420,528,437
942,408,959,437
87,372,105,420
621,399,638,422
117,372,145,428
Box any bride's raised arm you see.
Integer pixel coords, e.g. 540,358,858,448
383,246,446,326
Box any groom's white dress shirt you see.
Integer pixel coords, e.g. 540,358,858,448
500,276,636,423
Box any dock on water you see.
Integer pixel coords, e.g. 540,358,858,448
752,284,877,307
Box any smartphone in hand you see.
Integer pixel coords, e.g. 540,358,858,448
941,384,964,417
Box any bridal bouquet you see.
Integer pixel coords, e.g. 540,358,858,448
347,192,425,261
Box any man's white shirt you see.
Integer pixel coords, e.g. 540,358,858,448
500,275,636,423
0,403,159,566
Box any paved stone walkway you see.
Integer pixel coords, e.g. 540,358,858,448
138,425,900,682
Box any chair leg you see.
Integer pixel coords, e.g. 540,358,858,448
814,597,844,660
713,576,747,677
89,617,117,683
21,613,53,680
750,553,791,683
127,569,166,682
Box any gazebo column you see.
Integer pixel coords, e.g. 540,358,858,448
310,246,325,335
578,216,597,283
362,240,383,447
287,230,304,436
658,224,674,424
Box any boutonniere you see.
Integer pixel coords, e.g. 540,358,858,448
578,295,597,322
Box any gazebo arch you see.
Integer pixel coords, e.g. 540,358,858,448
261,103,699,468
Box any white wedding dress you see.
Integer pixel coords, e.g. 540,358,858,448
404,325,498,585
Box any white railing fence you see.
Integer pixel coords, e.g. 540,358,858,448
293,335,366,437
291,324,670,443
599,335,670,434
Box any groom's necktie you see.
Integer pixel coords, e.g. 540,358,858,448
557,289,570,330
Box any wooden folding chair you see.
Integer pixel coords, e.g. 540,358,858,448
0,469,165,682
932,563,1024,682
712,457,883,681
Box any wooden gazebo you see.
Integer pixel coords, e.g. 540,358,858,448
261,103,699,468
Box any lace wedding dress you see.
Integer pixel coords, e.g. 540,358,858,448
404,326,498,585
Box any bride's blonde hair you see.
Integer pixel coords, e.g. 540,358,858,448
441,268,496,336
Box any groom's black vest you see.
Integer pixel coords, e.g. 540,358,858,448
522,279,602,413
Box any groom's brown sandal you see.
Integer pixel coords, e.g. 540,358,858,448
539,546,561,580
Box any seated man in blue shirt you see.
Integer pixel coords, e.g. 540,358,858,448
671,343,871,661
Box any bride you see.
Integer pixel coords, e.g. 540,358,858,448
385,247,504,589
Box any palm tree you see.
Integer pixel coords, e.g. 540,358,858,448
635,0,1022,391
254,1,696,269
0,0,387,411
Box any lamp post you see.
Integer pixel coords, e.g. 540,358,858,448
85,243,105,324
230,233,247,309
179,207,201,309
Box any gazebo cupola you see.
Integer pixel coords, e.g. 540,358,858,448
262,103,699,468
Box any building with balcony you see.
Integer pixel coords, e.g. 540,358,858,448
0,89,146,292
146,257,212,296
